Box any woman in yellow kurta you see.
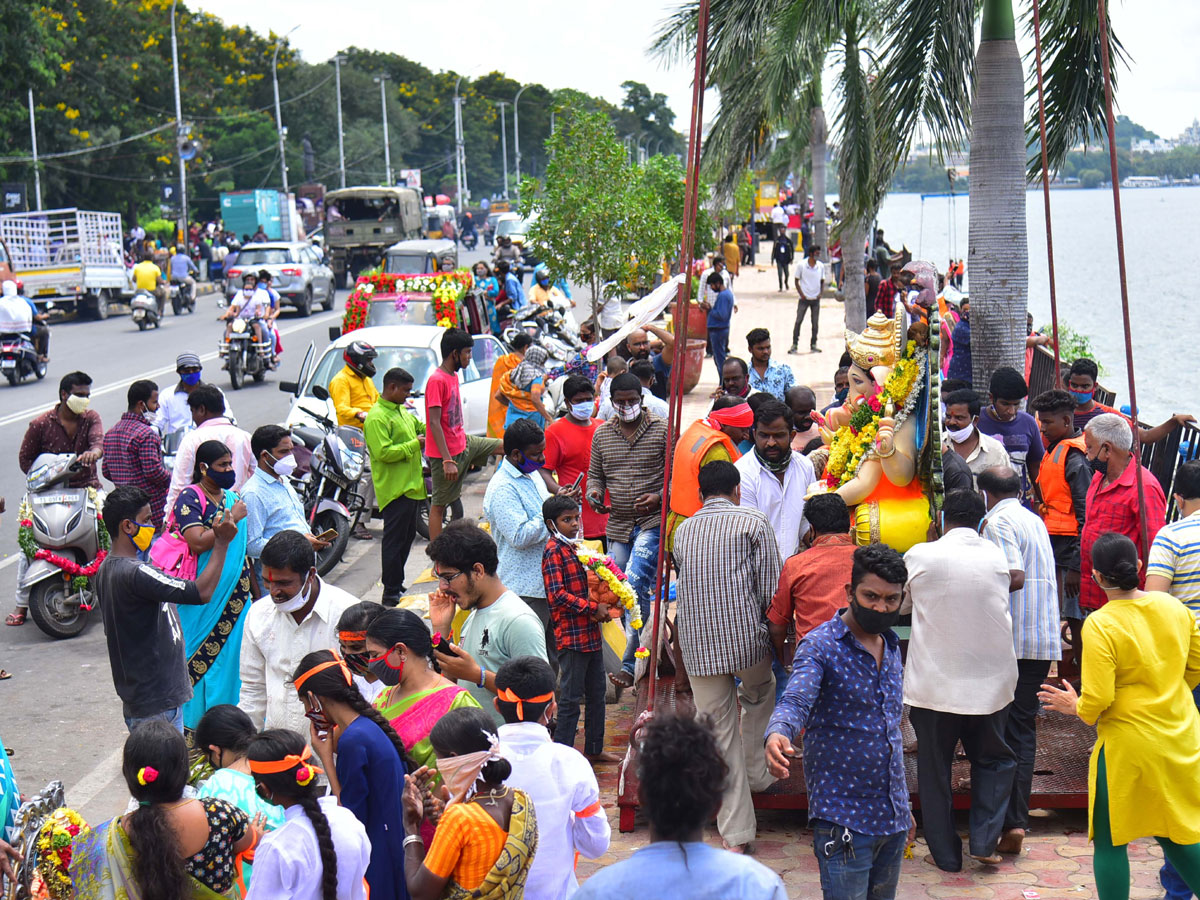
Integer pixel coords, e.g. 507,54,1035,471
1040,532,1200,900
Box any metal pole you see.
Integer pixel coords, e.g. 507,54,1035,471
497,101,509,200
513,85,528,198
27,89,42,211
272,26,299,196
333,55,347,189
377,76,392,186
453,75,465,214
170,0,188,245
1030,0,1062,387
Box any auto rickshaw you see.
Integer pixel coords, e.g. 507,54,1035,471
382,239,457,275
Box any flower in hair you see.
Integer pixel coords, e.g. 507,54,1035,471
137,766,159,786
296,765,317,786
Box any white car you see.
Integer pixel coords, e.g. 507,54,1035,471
281,325,508,433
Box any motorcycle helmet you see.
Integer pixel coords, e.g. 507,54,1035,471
344,340,378,377
534,264,551,286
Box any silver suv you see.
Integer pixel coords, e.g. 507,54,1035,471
224,241,336,317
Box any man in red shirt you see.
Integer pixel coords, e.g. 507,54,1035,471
424,329,501,539
1079,412,1167,611
767,493,858,666
543,375,608,543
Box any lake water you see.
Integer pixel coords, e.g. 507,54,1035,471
872,187,1197,423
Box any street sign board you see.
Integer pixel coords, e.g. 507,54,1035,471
1,184,27,213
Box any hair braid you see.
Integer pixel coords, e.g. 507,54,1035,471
346,691,415,771
296,794,339,900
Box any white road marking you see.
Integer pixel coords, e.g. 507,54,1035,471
67,744,126,811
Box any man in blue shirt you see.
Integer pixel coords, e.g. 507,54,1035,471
167,246,198,295
766,544,914,900
705,271,734,381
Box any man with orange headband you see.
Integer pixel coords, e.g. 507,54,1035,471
495,657,611,900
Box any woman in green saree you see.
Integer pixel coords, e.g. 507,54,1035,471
172,441,257,734
70,721,256,900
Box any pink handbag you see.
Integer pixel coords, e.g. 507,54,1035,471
149,486,209,579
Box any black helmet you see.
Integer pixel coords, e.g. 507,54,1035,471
344,340,378,377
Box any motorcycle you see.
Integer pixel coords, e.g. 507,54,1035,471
169,280,196,316
502,303,584,364
461,231,478,250
130,289,162,331
288,384,366,575
21,453,103,639
219,317,273,390
0,331,47,386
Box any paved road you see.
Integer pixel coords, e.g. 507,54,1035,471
0,244,502,821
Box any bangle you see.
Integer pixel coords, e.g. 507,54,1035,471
477,665,488,688
403,834,423,851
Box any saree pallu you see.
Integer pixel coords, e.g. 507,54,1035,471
443,790,538,900
176,489,254,732
70,817,229,900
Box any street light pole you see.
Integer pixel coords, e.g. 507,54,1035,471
513,84,528,198
272,25,299,197
375,75,392,186
453,74,468,214
27,89,42,211
170,0,188,244
333,55,347,189
496,101,509,200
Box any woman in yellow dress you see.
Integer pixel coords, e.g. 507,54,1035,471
1040,532,1200,900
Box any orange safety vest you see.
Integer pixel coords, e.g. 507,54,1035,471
669,419,740,518
1037,434,1089,535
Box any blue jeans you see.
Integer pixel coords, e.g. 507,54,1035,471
708,326,730,380
609,525,660,677
1161,684,1200,899
124,706,184,734
812,820,907,900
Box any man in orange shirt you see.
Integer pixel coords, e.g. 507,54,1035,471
767,493,857,667
487,333,533,438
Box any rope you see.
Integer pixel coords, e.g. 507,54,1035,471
1031,0,1063,386
1097,0,1150,558
645,0,711,716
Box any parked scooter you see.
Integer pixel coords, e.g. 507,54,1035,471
0,331,47,386
130,290,162,331
21,453,103,639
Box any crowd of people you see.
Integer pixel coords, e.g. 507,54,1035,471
2,241,1200,900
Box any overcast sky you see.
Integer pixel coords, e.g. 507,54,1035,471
194,0,1200,140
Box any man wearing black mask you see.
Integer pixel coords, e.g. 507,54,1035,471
766,544,914,900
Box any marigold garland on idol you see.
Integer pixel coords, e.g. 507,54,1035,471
35,807,90,900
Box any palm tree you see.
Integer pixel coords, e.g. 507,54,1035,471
656,0,1122,378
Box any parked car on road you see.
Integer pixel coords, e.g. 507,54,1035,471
223,241,336,316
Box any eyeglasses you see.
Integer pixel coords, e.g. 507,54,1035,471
434,569,466,585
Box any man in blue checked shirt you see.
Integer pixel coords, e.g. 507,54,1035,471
765,544,914,900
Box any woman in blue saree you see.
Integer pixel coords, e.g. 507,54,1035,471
172,440,257,735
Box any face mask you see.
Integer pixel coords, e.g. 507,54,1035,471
344,651,372,677
181,371,202,386
515,453,543,474
946,423,975,444
273,575,312,613
243,287,254,298
206,467,237,490
569,401,594,421
616,402,642,423
65,394,90,415
552,526,580,546
850,596,900,634
436,741,500,805
269,452,297,478
754,444,791,473
130,521,155,552
305,698,333,732
1089,455,1108,478
1069,389,1094,406
368,646,404,686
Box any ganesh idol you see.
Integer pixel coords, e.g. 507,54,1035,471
813,308,938,551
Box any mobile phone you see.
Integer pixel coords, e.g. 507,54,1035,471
315,528,338,542
570,472,584,490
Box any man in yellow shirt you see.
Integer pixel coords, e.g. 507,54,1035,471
132,257,166,314
329,340,380,540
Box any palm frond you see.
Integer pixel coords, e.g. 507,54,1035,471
834,11,879,224
1023,0,1129,178
873,0,976,169
650,0,780,86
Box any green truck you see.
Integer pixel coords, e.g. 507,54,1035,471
323,186,422,287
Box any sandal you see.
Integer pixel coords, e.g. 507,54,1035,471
0,670,10,680
5,611,26,626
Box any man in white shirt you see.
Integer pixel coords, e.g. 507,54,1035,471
943,389,1011,489
790,244,825,354
902,490,1018,872
0,280,33,333
154,351,235,437
495,657,610,900
165,384,256,517
770,202,786,237
977,466,1060,856
239,530,360,733
734,398,815,560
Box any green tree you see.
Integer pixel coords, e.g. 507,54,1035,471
520,105,675,328
639,153,717,257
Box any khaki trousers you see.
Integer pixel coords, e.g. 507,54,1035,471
689,654,776,845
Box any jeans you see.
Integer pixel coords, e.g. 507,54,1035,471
812,820,907,900
381,495,419,597
793,296,821,348
708,327,730,381
1161,684,1200,899
555,648,606,755
1004,659,1053,831
776,260,790,290
124,706,184,734
609,525,660,676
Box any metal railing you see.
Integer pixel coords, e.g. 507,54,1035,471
0,208,124,270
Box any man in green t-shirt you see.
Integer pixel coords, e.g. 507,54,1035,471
363,367,427,606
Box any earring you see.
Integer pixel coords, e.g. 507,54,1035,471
400,655,407,663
